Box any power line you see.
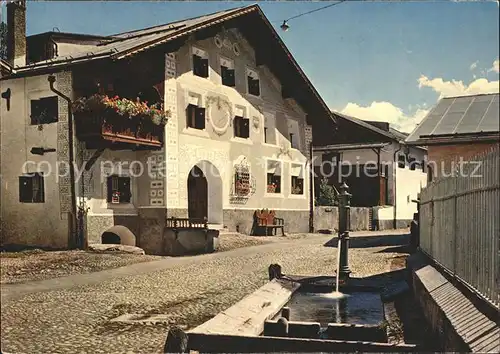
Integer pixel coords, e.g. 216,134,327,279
284,0,347,23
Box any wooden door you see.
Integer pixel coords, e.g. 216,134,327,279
188,166,208,220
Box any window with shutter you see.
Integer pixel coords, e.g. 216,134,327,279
30,96,58,125
19,173,45,203
186,104,206,130
234,116,250,138
192,47,209,78
107,175,132,204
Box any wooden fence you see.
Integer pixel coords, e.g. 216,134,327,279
419,147,499,309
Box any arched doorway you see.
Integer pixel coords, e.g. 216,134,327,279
188,166,208,219
187,161,223,224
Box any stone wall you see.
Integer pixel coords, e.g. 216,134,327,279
223,209,309,235
314,206,371,233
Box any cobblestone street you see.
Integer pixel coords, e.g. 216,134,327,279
1,230,409,353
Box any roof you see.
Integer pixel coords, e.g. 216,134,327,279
406,93,499,145
0,59,15,75
313,142,390,152
4,5,256,72
2,4,336,125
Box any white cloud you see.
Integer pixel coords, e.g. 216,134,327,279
469,61,478,71
340,101,429,134
488,58,499,73
418,75,499,98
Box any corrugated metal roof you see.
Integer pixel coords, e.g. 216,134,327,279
406,93,499,143
11,5,252,71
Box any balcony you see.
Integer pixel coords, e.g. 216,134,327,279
72,95,168,150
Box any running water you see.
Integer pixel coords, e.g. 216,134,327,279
330,236,345,299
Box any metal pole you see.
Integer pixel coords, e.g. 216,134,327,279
338,182,352,280
309,143,314,233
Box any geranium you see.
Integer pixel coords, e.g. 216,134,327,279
72,94,169,126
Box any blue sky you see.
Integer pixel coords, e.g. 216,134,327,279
5,0,499,132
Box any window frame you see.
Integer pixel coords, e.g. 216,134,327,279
186,103,206,130
246,67,261,97
233,115,250,139
19,172,45,203
106,175,132,204
192,46,209,78
220,56,236,87
30,96,58,125
265,160,282,195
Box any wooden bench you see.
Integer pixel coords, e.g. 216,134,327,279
165,217,208,229
253,209,285,236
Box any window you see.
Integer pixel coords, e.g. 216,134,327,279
220,57,235,87
234,165,250,196
247,68,260,96
234,116,250,139
289,133,297,149
30,96,58,125
291,164,304,195
266,160,281,193
409,157,417,171
186,104,206,130
263,113,276,145
107,175,131,204
192,47,209,78
19,173,45,203
398,155,406,168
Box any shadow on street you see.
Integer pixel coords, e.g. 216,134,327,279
324,233,410,249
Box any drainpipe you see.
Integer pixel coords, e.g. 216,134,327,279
392,141,403,229
48,75,78,249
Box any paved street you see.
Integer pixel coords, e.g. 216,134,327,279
1,230,409,353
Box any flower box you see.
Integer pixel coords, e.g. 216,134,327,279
72,95,169,149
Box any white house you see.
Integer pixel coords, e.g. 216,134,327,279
313,113,427,229
0,2,337,249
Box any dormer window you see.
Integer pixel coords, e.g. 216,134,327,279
246,68,260,96
192,47,209,78
220,57,235,87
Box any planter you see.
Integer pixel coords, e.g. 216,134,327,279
75,112,164,149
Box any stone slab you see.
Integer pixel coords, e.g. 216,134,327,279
190,279,300,336
184,332,417,352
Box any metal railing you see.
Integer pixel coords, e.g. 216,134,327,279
419,147,499,309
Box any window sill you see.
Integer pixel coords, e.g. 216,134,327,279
105,203,135,209
262,142,279,148
288,193,306,199
182,127,210,138
264,192,284,198
231,137,253,145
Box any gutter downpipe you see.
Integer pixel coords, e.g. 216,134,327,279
48,75,78,249
392,141,404,229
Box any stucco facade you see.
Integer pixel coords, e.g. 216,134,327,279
1,27,313,249
1,71,73,248
313,141,427,229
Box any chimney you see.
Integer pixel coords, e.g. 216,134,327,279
6,0,27,67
